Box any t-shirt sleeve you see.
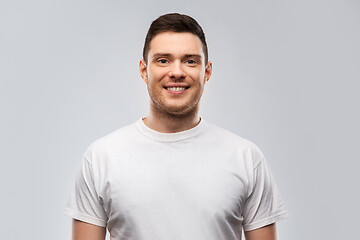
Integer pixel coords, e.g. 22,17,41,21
63,156,108,227
242,156,289,231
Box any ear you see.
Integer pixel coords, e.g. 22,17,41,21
139,59,148,84
204,61,213,84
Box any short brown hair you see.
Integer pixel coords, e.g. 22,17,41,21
142,13,208,64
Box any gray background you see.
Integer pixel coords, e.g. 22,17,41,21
1,0,359,239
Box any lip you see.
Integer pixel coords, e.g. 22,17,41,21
164,87,189,95
163,84,190,88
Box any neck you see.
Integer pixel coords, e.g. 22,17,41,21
143,103,201,133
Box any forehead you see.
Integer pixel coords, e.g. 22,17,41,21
148,32,204,58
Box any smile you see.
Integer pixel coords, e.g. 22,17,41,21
164,86,189,94
165,87,188,91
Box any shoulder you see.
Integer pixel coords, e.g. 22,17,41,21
83,121,138,164
204,122,265,167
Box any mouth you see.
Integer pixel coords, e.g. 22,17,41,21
164,86,190,91
163,86,190,94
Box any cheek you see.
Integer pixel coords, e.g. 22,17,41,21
148,71,168,84
189,68,204,80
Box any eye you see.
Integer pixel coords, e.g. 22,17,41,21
186,59,197,65
157,58,169,64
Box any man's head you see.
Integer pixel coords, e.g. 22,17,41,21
142,13,208,64
139,13,212,118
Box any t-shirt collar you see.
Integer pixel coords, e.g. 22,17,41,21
135,117,207,142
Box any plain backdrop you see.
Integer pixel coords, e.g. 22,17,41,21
1,0,359,239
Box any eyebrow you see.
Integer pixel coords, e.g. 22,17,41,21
151,53,202,61
152,53,171,59
184,54,202,59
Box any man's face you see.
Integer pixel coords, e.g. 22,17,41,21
139,32,212,117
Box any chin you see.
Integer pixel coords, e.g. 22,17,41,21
151,97,199,117
163,104,198,117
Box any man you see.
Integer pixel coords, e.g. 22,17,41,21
64,13,288,240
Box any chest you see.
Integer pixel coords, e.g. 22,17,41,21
99,146,250,221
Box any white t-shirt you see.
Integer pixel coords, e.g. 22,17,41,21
64,117,288,240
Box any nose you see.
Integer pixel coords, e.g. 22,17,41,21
168,61,186,79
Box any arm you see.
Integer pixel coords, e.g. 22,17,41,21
244,223,278,240
72,219,107,240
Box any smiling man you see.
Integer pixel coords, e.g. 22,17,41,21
64,13,288,240
139,30,211,133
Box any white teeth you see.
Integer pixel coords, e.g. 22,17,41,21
166,87,186,91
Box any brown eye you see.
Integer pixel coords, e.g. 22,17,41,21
158,59,169,64
186,59,197,65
